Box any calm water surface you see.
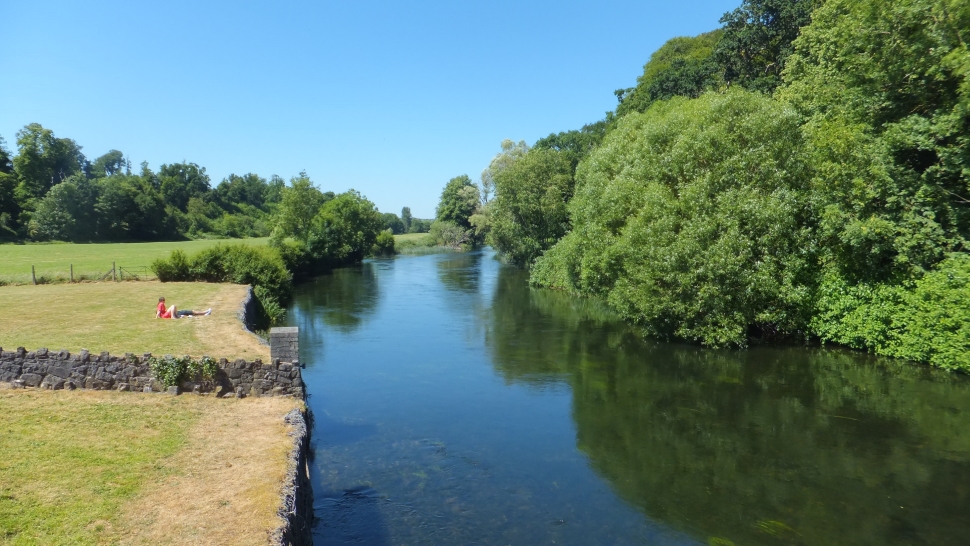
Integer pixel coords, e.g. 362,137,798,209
285,249,970,546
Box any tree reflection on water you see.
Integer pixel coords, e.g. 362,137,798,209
487,266,970,546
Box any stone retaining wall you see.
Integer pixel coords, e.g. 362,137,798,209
270,409,314,546
0,346,304,397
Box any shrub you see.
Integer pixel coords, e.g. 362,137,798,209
372,229,395,256
148,355,219,388
150,249,191,281
812,254,970,372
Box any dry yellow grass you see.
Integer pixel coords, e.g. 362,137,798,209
117,395,302,546
0,387,302,546
0,281,268,361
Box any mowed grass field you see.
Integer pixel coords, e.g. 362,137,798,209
0,281,269,360
0,387,301,546
0,238,268,284
394,232,431,244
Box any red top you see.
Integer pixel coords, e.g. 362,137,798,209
157,301,172,319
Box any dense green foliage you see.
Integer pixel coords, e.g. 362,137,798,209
532,91,815,346
488,148,574,267
489,0,970,369
435,175,480,229
148,354,218,388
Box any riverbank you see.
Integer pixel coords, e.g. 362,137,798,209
0,281,304,545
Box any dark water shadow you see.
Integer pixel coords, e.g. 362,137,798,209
313,486,392,546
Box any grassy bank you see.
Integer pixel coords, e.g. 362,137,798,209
0,281,268,360
0,387,300,546
0,239,268,284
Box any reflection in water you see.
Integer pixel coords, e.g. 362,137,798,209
291,263,380,336
291,250,970,546
487,266,970,546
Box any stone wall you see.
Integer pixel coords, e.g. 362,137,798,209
0,346,304,397
269,409,314,546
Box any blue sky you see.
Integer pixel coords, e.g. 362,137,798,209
1,0,738,218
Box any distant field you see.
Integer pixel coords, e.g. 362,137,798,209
0,238,268,283
394,233,431,244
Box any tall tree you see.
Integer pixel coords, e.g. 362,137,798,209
480,140,530,205
157,162,210,211
615,31,723,117
435,175,479,229
273,172,326,244
401,206,412,232
489,148,574,267
88,150,126,178
713,0,817,93
12,123,86,208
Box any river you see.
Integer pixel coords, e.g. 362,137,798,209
284,249,970,546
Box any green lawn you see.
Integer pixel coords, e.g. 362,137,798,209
0,282,268,360
0,239,268,284
0,389,201,545
394,232,431,244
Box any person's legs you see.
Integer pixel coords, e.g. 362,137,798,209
168,304,177,318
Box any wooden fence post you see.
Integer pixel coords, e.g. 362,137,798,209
112,262,117,282
70,264,74,283
31,265,36,285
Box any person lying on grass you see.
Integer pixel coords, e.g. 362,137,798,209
156,297,212,319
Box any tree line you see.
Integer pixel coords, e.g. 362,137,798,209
436,0,969,371
0,124,429,243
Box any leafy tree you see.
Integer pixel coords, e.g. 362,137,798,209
489,148,574,267
312,190,384,264
157,162,210,211
30,180,81,240
380,212,405,234
272,172,326,245
88,149,127,178
713,0,818,93
780,0,970,282
532,90,816,347
401,206,412,232
215,173,268,210
435,174,480,229
265,175,286,205
616,31,723,117
0,136,13,174
95,174,173,241
12,123,86,209
534,120,609,172
480,139,529,205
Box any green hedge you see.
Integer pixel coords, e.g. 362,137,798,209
151,243,292,325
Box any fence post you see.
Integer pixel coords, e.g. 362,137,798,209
112,261,117,282
70,264,74,283
31,265,36,285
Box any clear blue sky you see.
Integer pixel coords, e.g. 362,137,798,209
1,0,738,218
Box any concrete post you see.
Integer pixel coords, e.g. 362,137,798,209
270,327,300,364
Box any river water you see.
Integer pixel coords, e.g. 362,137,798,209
285,249,970,546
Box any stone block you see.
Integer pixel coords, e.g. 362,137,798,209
36,348,49,358
47,366,72,379
41,376,65,390
20,373,42,387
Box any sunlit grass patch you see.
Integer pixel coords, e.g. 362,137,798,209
0,281,268,360
0,388,302,546
0,388,200,545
